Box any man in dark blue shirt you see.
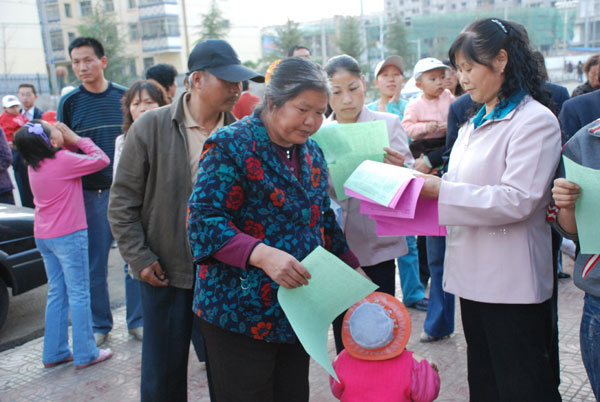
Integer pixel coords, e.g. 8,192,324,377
57,37,126,347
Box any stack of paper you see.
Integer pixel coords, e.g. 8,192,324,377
344,160,447,236
312,120,390,201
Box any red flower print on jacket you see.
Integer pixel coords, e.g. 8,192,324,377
260,282,272,306
243,220,266,240
246,157,264,180
197,264,208,279
226,185,244,210
251,321,273,340
270,187,285,207
200,142,216,159
311,167,321,187
309,204,319,227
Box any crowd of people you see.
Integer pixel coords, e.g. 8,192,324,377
0,15,599,402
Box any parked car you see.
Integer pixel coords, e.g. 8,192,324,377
0,203,46,330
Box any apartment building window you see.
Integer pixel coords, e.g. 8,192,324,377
139,0,160,5
64,3,72,17
68,32,75,43
103,0,115,12
141,16,180,39
50,31,65,51
80,0,92,16
46,4,60,20
129,60,137,76
451,3,456,8
128,0,136,8
129,22,140,41
143,57,155,71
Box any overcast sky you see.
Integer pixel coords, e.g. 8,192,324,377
225,0,384,28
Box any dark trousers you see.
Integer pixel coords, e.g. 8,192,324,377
139,282,194,402
200,320,310,402
0,190,14,204
11,149,33,207
460,298,562,402
418,235,430,287
332,259,396,353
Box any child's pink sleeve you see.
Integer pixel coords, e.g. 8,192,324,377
410,358,441,402
401,100,428,140
329,358,344,400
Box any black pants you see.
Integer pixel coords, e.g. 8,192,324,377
139,283,193,402
200,320,310,402
460,298,562,402
332,259,396,353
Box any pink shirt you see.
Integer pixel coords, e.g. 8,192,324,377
330,349,440,402
402,89,455,140
29,138,110,239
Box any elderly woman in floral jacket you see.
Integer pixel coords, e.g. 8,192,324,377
187,58,362,402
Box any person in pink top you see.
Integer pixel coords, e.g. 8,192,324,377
13,120,113,369
402,58,455,161
330,292,440,402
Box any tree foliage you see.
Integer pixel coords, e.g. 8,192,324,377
336,17,364,61
198,0,230,41
275,19,305,58
76,5,133,85
384,14,414,65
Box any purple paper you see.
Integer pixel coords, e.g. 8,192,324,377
374,197,447,237
359,178,425,218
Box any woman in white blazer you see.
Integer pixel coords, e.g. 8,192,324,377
419,19,562,401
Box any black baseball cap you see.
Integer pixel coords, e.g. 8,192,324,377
188,39,264,83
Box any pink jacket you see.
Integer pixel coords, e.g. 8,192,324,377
402,90,454,140
439,96,561,303
323,106,414,266
30,138,110,238
330,349,440,402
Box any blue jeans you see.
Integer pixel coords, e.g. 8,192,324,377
397,236,426,305
139,282,194,402
124,263,143,329
424,236,454,337
36,230,99,366
84,189,113,334
581,293,600,400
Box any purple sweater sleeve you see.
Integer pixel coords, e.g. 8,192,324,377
410,358,441,402
213,233,261,269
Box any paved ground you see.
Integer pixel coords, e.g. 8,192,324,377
0,254,595,401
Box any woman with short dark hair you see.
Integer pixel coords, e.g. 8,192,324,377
419,18,562,400
187,57,363,402
572,54,600,97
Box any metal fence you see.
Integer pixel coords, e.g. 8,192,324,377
1,74,51,96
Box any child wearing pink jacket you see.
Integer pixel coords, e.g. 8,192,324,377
330,292,440,402
402,58,455,161
13,120,113,369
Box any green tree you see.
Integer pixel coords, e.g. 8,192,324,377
198,0,230,41
77,5,133,85
275,19,304,58
384,14,414,65
336,17,364,61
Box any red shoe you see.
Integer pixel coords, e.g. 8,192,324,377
75,348,113,369
43,353,73,368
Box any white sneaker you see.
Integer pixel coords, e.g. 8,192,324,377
128,327,143,341
94,332,108,346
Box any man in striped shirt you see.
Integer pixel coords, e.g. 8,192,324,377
57,37,126,347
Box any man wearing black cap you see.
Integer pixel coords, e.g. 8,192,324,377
108,39,263,402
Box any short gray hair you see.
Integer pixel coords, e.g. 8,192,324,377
256,58,329,113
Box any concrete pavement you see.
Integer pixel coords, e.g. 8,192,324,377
0,256,595,401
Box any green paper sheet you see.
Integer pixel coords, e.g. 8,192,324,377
344,160,416,206
563,156,600,254
312,120,390,201
278,246,378,382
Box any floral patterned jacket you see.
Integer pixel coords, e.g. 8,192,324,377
187,112,351,343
